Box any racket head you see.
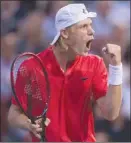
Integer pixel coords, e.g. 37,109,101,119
10,52,50,120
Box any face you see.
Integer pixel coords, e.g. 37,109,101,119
62,18,94,56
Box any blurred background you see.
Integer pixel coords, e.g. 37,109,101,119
0,0,130,142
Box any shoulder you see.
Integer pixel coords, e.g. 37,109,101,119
17,48,50,71
37,46,53,60
80,54,104,66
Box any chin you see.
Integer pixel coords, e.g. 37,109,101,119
75,47,89,57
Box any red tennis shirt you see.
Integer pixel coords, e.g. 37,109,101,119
12,46,108,142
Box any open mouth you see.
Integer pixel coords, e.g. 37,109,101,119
86,40,93,49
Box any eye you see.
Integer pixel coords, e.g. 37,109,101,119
83,24,88,28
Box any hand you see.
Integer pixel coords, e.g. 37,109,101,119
27,118,50,139
102,44,121,66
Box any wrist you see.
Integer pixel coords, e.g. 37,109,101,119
109,61,121,66
108,63,123,85
109,63,122,68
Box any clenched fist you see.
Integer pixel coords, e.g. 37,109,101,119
102,44,121,66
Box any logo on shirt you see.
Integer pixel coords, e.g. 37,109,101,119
81,77,88,81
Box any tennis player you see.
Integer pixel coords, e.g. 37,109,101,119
8,4,123,142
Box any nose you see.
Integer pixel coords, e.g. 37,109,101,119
87,27,95,36
90,28,95,35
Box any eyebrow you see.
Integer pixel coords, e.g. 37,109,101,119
79,21,92,27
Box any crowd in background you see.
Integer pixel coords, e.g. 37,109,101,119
1,1,130,142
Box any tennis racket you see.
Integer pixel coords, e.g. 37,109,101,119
10,52,50,142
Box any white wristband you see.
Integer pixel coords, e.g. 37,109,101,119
108,63,123,85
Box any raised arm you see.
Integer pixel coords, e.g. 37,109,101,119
93,44,122,120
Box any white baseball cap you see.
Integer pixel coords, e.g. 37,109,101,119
50,3,97,45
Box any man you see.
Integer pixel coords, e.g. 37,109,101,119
8,4,122,142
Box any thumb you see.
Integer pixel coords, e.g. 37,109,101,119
27,119,32,124
102,47,115,58
102,47,108,54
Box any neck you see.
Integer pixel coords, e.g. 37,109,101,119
52,43,76,72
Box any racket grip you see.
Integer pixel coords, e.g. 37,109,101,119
40,118,46,142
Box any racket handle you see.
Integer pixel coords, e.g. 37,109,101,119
40,118,46,142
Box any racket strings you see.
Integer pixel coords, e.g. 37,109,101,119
31,69,43,101
13,56,49,115
13,56,30,84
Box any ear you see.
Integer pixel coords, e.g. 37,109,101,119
60,29,69,39
59,36,68,51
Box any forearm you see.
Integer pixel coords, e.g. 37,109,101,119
102,84,122,120
97,63,122,120
8,105,30,130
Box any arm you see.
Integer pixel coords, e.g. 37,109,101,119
8,104,30,130
96,84,122,120
93,44,122,121
8,104,42,139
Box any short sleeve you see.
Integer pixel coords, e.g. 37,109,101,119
92,58,108,101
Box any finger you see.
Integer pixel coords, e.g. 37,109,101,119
102,47,108,54
27,119,31,123
102,47,115,58
27,119,35,131
106,44,115,54
35,118,42,124
32,128,42,138
31,124,40,130
35,133,41,139
45,118,51,126
36,127,42,133
32,128,42,139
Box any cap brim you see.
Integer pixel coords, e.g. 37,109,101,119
50,32,60,45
